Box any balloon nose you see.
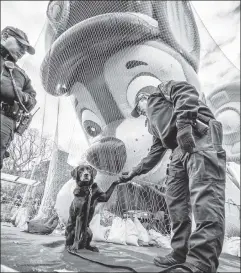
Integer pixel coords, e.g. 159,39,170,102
86,137,127,174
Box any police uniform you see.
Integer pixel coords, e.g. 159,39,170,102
130,81,226,273
0,27,36,169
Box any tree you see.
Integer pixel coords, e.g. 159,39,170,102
1,128,54,227
2,128,52,178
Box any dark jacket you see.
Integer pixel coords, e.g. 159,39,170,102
132,81,215,176
1,46,36,111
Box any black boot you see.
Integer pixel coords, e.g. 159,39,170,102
154,252,186,268
166,262,205,273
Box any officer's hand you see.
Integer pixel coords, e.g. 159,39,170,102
119,171,136,183
176,124,196,153
115,178,131,185
20,92,29,104
114,180,127,186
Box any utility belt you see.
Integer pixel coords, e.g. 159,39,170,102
0,101,22,122
1,101,34,136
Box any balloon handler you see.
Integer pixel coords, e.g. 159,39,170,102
119,81,226,273
65,164,128,252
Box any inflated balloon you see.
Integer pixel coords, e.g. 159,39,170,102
39,1,239,236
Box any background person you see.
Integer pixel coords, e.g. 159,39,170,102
1,26,37,169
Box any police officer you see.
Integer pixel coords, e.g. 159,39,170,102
119,81,226,273
1,26,37,169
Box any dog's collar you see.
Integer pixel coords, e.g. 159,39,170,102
75,184,93,191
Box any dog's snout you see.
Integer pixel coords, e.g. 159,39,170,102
86,137,127,174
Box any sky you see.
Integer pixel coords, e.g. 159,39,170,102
1,1,240,158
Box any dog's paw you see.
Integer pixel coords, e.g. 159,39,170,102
86,245,99,252
69,243,79,252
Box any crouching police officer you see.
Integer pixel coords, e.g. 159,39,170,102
119,81,226,273
1,26,37,169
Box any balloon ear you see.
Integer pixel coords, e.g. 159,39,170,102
71,167,79,180
152,1,200,72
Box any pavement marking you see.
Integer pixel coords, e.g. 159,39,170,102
1,264,19,272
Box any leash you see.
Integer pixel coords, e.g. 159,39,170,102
67,248,197,273
4,61,29,113
67,248,138,273
81,186,92,248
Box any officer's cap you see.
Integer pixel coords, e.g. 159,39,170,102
131,86,156,118
1,26,35,55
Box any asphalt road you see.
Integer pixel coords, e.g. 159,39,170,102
1,223,240,272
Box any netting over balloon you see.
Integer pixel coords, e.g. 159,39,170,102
1,1,240,241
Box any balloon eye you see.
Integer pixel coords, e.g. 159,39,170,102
83,120,102,137
82,109,103,138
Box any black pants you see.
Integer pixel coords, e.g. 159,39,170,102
0,114,16,169
166,120,226,272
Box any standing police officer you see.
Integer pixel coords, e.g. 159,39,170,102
1,26,37,169
119,81,226,273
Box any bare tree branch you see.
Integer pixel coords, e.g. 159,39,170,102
2,128,53,178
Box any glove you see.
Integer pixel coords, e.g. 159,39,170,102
114,180,128,186
21,93,37,111
20,91,29,104
176,124,196,153
119,171,136,183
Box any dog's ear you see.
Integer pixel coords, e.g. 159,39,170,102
91,166,97,179
71,167,79,180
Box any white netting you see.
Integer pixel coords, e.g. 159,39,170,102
1,1,240,241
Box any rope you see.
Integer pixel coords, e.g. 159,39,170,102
66,249,199,273
67,248,138,273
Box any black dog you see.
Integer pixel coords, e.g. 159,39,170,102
65,164,123,252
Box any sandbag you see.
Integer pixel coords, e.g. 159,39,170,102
14,207,29,229
107,217,126,245
133,217,149,246
90,214,110,242
223,237,240,257
20,221,29,232
100,210,115,227
125,218,139,246
27,213,59,235
148,229,171,248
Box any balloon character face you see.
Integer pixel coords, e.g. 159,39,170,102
42,1,203,184
44,1,240,228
